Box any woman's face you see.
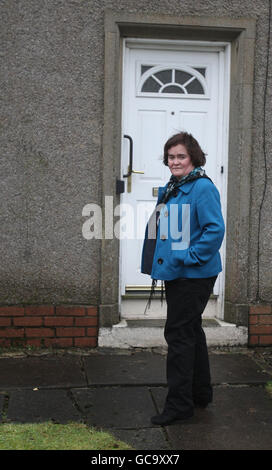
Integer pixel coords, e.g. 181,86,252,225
167,144,195,179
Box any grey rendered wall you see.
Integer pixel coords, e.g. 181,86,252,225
248,4,272,304
1,1,271,326
1,0,104,305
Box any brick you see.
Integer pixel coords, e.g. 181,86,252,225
250,305,272,314
26,339,42,347
44,316,74,326
11,338,25,348
75,317,98,326
25,305,55,316
56,306,85,316
250,325,272,335
74,337,97,348
56,327,85,337
258,315,272,325
0,318,11,326
13,316,43,326
44,338,73,348
25,328,54,337
249,315,258,324
248,335,259,346
86,306,97,316
11,339,25,347
0,306,24,316
0,328,24,338
259,335,272,345
87,327,98,337
0,338,11,346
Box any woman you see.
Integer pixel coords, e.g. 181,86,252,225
141,132,225,426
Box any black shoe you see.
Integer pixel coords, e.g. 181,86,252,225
151,409,193,426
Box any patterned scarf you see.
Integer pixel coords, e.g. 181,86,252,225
144,167,207,314
160,167,206,204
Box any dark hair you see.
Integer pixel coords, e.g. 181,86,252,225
163,132,206,167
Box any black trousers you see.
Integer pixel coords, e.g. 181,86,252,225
164,276,217,415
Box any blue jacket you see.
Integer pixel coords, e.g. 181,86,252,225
141,177,225,280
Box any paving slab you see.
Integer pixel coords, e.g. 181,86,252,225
72,386,156,429
7,389,82,423
83,352,271,386
210,353,272,384
151,386,272,450
111,428,170,450
83,352,166,385
0,356,86,389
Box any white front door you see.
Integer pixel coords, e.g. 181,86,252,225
120,39,230,320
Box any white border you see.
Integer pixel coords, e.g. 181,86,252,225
120,38,231,320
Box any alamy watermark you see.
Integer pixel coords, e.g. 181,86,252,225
82,196,190,250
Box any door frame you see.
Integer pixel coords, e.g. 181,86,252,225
120,38,231,320
99,11,256,328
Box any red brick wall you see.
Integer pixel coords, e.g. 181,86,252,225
0,305,98,348
248,305,272,346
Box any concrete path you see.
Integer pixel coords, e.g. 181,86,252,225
0,348,272,450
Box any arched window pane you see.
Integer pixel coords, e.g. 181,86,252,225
162,85,184,94
175,70,192,85
185,79,204,94
142,76,161,92
155,69,172,84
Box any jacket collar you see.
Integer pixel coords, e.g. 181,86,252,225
158,180,196,201
177,180,196,194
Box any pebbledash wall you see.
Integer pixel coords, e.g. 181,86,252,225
1,1,272,348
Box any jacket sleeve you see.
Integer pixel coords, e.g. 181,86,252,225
174,182,225,266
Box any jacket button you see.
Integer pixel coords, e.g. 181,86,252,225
158,258,163,264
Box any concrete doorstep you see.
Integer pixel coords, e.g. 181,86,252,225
98,318,248,348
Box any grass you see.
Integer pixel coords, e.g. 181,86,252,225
0,421,133,450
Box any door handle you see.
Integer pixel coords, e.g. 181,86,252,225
123,135,144,193
123,135,133,178
123,135,144,177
